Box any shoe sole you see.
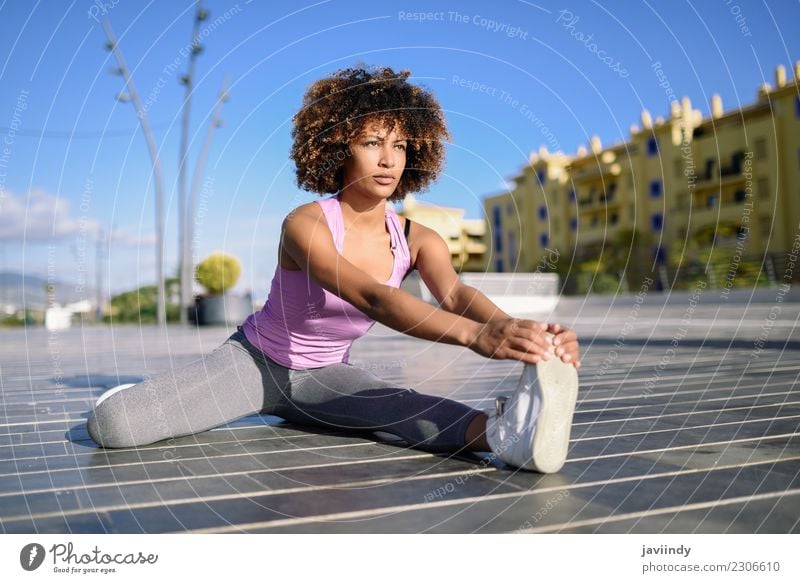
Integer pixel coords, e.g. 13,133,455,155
529,357,579,473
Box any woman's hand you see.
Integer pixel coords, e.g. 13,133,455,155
467,319,581,369
468,319,554,365
547,323,581,369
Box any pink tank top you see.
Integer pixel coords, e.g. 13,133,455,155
242,194,412,370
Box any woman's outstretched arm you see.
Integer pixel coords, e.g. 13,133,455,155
281,205,554,365
412,223,511,323
414,223,581,368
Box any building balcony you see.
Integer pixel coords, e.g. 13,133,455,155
693,169,748,192
690,199,751,226
573,225,611,244
569,161,621,183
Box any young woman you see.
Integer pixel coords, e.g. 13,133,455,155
88,65,581,473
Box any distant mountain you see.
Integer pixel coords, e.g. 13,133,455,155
0,271,96,309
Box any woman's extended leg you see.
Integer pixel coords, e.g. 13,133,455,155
278,362,484,454
86,330,291,448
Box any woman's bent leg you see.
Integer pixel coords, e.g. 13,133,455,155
281,363,482,453
87,331,290,448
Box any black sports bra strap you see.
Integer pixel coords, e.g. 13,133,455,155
401,218,416,280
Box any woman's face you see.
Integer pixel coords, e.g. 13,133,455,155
341,120,407,200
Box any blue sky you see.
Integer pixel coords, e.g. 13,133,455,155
0,0,797,300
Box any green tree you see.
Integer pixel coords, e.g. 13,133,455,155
104,277,181,323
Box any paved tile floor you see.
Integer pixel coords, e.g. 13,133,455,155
1,293,798,533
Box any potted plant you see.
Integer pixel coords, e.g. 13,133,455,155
193,252,252,326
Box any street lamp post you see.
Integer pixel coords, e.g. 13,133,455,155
178,1,208,325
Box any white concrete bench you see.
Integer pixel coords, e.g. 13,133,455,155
401,272,560,316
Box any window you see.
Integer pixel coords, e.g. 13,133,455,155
651,213,663,231
653,246,667,264
705,159,716,180
570,217,578,231
539,233,549,247
537,170,546,185
569,189,576,202
730,150,746,174
796,95,800,118
707,194,718,208
610,212,619,225
647,136,659,156
734,189,747,203
495,259,504,272
604,182,617,202
493,208,503,253
538,205,547,220
650,180,662,198
755,138,766,159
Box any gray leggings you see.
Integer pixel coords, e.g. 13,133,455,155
87,328,482,453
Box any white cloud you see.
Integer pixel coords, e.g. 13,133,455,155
0,188,100,242
0,188,158,248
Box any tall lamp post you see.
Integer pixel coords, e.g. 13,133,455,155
185,75,231,302
178,1,208,324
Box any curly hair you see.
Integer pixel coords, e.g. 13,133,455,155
290,64,450,202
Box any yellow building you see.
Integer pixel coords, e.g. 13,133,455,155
398,193,487,272
484,62,800,287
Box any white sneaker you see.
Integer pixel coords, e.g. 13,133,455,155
485,354,579,473
94,383,136,408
